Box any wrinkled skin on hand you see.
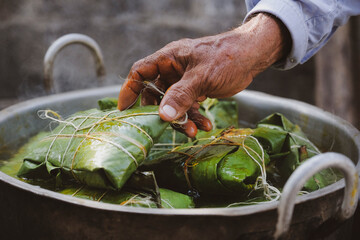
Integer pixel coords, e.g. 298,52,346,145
118,13,291,137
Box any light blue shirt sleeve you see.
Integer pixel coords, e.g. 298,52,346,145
244,0,360,70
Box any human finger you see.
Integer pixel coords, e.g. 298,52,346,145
187,107,212,131
159,72,201,122
171,119,198,138
117,60,160,110
196,96,207,102
141,79,167,106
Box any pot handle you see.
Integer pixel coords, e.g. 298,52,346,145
274,152,359,239
43,33,106,93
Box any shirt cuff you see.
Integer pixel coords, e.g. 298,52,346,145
244,0,308,70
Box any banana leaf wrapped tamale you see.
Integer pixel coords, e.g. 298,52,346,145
58,171,194,208
253,113,339,191
3,139,194,209
59,186,194,208
150,128,271,195
254,113,320,163
17,106,169,190
104,188,194,208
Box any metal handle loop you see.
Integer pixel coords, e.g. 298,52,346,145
274,152,359,239
43,33,106,93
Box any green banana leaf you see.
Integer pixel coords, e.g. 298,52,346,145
199,98,239,129
59,185,194,208
58,170,194,209
150,128,270,195
254,113,339,191
98,97,119,110
17,106,169,190
254,113,320,176
1,132,51,184
98,96,141,111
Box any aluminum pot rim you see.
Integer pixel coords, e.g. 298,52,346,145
0,86,358,216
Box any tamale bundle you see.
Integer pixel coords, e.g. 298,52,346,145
2,135,194,209
58,170,194,208
17,106,169,190
59,186,194,208
149,128,271,196
254,113,339,191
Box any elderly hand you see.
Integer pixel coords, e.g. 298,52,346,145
118,13,291,137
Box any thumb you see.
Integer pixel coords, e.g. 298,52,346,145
159,75,200,122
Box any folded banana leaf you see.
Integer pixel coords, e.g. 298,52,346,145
17,106,169,190
150,128,270,195
0,132,51,185
254,113,339,191
199,98,239,129
58,170,194,209
59,186,194,208
255,113,319,157
98,97,119,110
98,97,141,111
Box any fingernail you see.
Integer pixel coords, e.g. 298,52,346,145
201,119,213,132
186,125,197,138
162,105,177,119
183,121,197,138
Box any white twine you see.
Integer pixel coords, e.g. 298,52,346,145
240,135,281,203
225,133,315,207
161,198,175,209
121,194,154,208
61,111,97,167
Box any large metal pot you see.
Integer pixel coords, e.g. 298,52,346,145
0,85,359,240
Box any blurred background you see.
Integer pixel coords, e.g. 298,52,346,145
0,0,359,128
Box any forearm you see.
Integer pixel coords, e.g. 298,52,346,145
234,13,291,77
245,0,360,69
210,12,291,87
